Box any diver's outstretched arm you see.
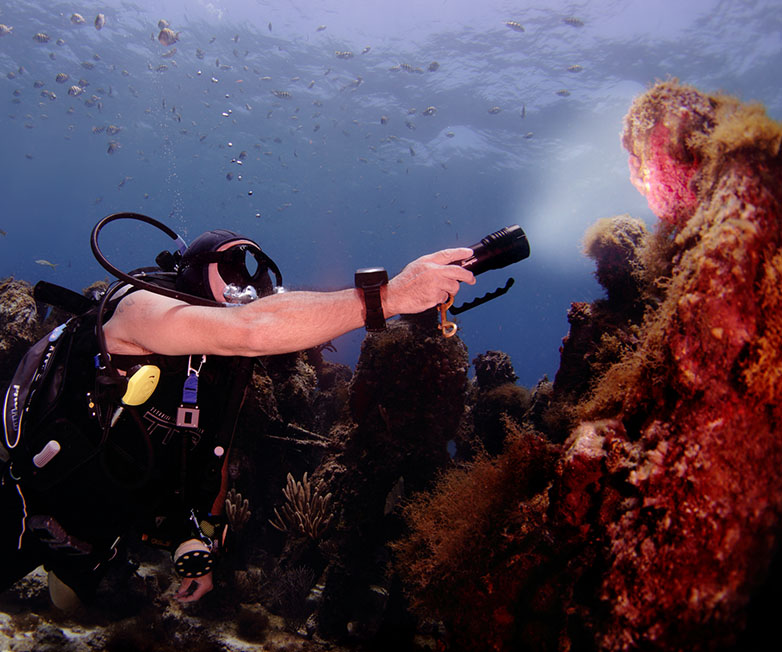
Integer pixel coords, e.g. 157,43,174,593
103,247,474,357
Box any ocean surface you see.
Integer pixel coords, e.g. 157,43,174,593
1,0,780,387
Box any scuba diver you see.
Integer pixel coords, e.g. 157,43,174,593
0,213,475,607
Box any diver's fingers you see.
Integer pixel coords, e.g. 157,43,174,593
419,248,475,284
420,247,473,266
175,575,214,602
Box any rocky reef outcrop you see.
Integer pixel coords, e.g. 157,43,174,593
394,80,782,651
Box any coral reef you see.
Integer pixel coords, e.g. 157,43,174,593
394,80,782,651
548,214,653,438
291,316,471,642
393,424,561,649
269,472,333,539
472,350,518,389
0,279,47,385
461,351,531,457
4,79,780,652
582,214,649,306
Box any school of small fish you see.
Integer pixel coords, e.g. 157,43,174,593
0,10,587,246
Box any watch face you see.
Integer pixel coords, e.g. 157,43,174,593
355,267,388,288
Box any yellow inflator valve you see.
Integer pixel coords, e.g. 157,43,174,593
121,364,161,406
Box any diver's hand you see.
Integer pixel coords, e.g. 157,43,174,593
384,247,475,316
175,573,214,603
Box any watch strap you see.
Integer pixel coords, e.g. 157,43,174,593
361,286,386,331
355,268,388,332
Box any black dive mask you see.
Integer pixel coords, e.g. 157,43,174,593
176,230,282,301
191,244,276,295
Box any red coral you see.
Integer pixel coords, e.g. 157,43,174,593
629,123,700,226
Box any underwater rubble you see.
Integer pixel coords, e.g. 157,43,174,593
2,80,782,650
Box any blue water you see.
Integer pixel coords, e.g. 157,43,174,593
1,0,780,387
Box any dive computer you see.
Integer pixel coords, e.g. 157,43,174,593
355,267,388,332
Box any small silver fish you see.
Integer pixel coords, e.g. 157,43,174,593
35,259,57,269
316,25,327,32
95,14,106,30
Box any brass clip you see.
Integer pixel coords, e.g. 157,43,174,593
438,295,457,338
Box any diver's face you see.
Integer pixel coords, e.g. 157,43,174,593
207,239,256,302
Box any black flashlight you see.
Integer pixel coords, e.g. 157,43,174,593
458,225,530,275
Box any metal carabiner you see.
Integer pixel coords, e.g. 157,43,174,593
438,295,458,338
187,354,207,378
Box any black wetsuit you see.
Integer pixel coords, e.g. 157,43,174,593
1,316,246,600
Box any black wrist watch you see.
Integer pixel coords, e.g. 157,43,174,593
355,267,388,332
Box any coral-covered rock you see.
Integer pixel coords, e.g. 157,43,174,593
283,318,471,641
472,350,518,389
0,278,45,383
394,425,561,650
394,81,782,652
585,81,782,649
582,214,649,305
552,216,652,428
